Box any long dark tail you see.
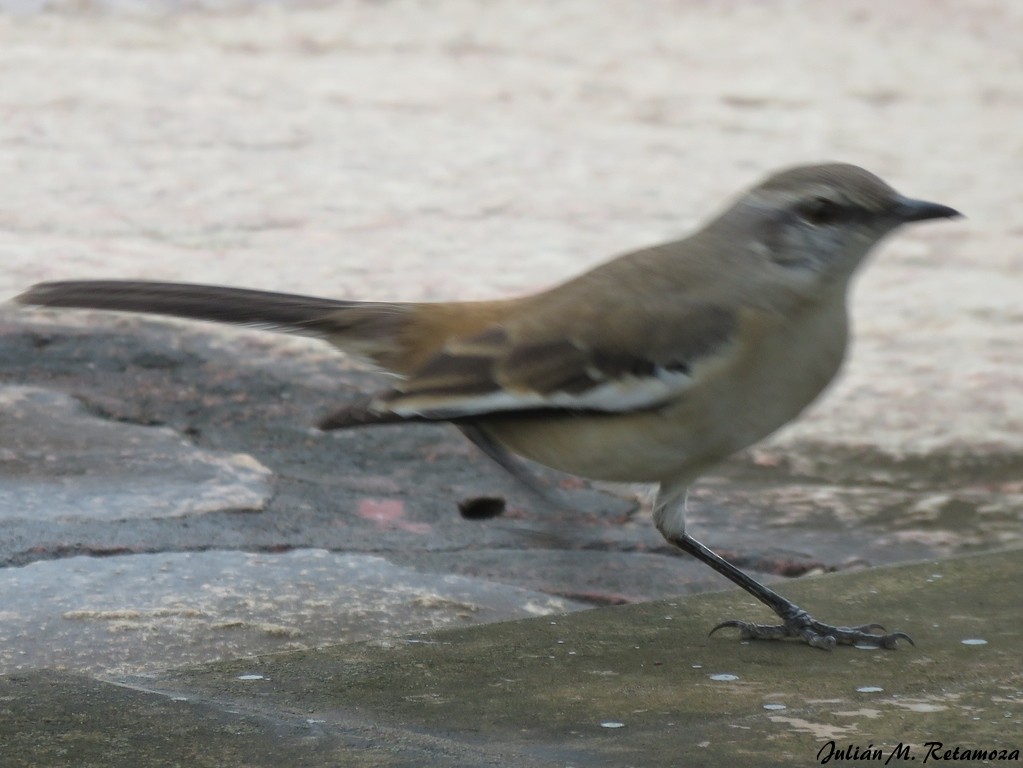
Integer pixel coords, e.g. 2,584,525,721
15,279,416,368
15,280,363,334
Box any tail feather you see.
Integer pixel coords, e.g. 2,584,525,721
15,279,416,369
16,280,358,333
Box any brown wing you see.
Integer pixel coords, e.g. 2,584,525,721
376,300,738,419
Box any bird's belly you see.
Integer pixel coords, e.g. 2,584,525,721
478,409,700,483
478,297,848,485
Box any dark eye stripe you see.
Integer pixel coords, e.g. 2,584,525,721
798,197,846,225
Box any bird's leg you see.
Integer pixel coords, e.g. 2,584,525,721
670,533,913,650
457,422,562,505
654,486,912,650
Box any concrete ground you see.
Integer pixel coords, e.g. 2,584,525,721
0,1,1020,765
2,550,1021,767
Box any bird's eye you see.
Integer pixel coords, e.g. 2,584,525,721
797,196,844,226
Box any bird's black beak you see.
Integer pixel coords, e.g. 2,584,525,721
891,196,962,223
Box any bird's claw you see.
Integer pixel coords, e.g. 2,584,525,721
709,617,914,650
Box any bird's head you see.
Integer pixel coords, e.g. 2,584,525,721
716,162,961,281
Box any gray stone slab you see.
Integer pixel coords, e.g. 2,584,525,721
0,549,585,677
0,385,271,521
0,320,1016,604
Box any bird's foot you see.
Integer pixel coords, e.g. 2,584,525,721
710,611,913,651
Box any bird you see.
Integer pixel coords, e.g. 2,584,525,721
15,162,961,650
